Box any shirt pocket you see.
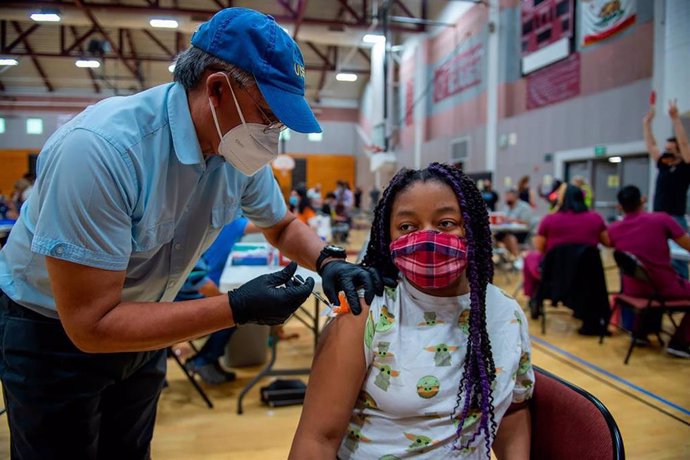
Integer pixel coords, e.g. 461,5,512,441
132,219,174,253
211,204,238,229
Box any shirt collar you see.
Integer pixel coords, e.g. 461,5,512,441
167,82,204,166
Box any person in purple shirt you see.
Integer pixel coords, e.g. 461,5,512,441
523,185,610,318
607,185,690,358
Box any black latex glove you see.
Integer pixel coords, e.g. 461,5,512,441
228,261,314,326
319,260,384,315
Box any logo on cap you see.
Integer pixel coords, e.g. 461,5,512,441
294,63,305,79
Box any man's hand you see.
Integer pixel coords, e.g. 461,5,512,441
669,99,680,120
228,262,314,326
319,261,384,315
643,105,655,124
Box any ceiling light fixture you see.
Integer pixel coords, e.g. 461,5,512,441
30,10,61,22
335,72,358,82
0,58,19,66
149,18,179,29
168,63,176,73
75,59,101,69
362,33,385,44
608,156,622,163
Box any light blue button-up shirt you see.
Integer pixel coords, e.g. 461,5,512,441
0,83,287,318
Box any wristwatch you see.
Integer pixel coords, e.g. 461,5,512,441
315,245,347,273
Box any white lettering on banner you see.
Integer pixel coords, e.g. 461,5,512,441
433,43,484,104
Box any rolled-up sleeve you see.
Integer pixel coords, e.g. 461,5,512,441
240,165,287,228
31,128,136,271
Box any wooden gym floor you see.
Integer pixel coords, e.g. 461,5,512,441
0,227,688,459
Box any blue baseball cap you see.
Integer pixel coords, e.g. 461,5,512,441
191,8,321,134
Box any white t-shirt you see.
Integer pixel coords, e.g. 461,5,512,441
337,279,534,459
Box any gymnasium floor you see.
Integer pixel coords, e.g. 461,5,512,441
1,227,688,459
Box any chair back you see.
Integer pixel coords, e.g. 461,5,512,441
612,250,652,284
530,366,625,460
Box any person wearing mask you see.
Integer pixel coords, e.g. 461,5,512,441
307,183,323,211
522,185,609,330
644,99,690,279
517,175,536,208
295,187,317,226
494,189,534,257
607,185,690,358
480,179,499,212
0,8,384,458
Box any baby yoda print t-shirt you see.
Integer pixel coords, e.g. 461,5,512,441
337,279,534,459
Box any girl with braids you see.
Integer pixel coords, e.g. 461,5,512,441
290,163,534,459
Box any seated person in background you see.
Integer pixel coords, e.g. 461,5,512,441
522,186,609,321
289,163,533,459
295,187,317,226
494,189,534,257
321,192,336,217
607,185,690,358
181,217,260,384
480,179,499,212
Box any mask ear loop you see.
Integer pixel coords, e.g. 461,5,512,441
208,72,250,145
222,73,249,128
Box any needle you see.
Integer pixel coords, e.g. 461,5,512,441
291,275,333,307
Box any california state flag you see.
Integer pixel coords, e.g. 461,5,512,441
579,0,636,47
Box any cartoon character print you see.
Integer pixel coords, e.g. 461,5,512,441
373,362,400,391
518,351,531,376
457,310,470,334
491,367,503,391
357,390,379,410
375,342,394,360
453,408,482,431
424,343,459,366
384,285,397,301
364,311,376,350
418,311,444,327
343,425,371,453
416,375,440,399
511,309,522,325
404,433,436,452
375,306,395,333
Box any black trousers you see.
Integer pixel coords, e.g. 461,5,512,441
0,291,167,460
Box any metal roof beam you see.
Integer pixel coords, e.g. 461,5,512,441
0,1,422,33
69,25,100,93
5,23,40,53
10,21,53,92
72,0,142,83
292,0,307,40
141,30,174,59
6,49,371,74
337,0,362,22
63,25,97,54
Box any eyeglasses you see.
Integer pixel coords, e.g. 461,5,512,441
238,84,287,134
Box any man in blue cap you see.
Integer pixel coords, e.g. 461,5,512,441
0,8,383,458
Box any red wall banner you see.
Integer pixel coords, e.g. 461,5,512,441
433,43,483,104
526,53,580,109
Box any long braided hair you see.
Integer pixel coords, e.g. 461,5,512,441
361,162,497,455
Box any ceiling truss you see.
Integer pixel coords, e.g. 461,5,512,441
0,0,429,95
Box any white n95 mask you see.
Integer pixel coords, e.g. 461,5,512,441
208,73,280,176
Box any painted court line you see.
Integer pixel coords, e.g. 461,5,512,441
531,335,690,418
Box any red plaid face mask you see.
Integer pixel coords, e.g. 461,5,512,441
389,230,468,289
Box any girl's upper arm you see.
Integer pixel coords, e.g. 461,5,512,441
290,300,372,458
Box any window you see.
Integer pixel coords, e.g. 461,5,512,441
26,118,43,135
0,118,5,134
280,129,291,141
308,132,323,142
